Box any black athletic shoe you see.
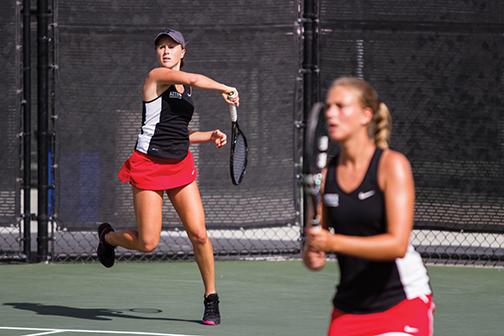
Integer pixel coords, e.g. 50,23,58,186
202,293,220,325
97,223,116,268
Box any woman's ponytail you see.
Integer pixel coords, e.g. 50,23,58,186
370,102,392,149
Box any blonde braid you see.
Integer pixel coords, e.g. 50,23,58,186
371,102,392,149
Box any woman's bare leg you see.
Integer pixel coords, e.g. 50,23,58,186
167,181,216,296
105,187,163,252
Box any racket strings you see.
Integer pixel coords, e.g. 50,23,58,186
232,133,247,182
303,103,328,228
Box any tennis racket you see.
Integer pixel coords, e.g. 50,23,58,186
303,102,328,229
228,92,248,185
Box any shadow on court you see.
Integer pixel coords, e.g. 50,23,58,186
3,303,201,324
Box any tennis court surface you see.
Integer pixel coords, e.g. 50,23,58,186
1,261,502,336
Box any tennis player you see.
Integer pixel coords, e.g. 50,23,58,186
304,77,434,335
96,28,239,326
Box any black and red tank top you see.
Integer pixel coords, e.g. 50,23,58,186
323,148,431,314
135,84,194,160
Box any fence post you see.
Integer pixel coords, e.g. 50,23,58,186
22,0,32,260
37,0,50,262
301,0,320,231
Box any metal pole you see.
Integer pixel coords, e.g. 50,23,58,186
22,0,32,260
301,0,319,230
312,3,319,102
302,0,314,122
37,0,49,262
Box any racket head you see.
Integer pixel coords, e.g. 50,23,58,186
303,102,328,176
303,102,328,229
230,122,248,185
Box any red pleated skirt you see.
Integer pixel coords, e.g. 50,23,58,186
118,150,197,190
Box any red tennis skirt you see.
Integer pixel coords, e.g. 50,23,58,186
118,150,197,190
328,295,434,336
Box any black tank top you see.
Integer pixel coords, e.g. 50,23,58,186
324,148,421,313
135,84,194,160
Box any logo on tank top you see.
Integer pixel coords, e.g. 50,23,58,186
358,190,375,200
169,91,183,99
324,193,339,207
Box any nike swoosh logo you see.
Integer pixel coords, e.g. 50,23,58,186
358,190,375,200
404,325,419,333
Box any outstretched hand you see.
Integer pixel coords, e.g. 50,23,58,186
211,129,227,148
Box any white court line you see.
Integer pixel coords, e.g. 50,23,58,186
0,327,200,336
22,331,64,336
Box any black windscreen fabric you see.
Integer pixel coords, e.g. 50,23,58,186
55,0,298,230
319,1,504,232
0,1,19,226
320,0,504,24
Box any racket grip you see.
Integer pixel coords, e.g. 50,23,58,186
229,104,238,122
227,90,238,99
310,218,322,231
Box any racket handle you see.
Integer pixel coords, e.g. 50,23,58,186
227,91,238,122
229,104,238,122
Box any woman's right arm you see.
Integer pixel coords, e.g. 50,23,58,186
147,67,238,104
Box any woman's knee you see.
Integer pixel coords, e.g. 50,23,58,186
138,237,160,252
187,230,209,246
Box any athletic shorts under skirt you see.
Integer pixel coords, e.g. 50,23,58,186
118,150,197,190
328,295,434,336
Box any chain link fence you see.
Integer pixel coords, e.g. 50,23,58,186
319,0,504,265
1,0,503,265
51,0,301,261
0,0,22,261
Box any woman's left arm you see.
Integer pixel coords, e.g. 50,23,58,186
307,151,415,261
189,129,227,148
